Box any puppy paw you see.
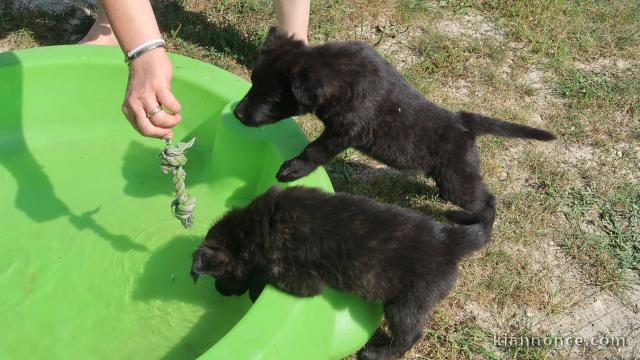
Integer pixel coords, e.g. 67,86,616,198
276,159,316,182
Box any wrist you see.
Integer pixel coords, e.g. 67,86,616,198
128,46,167,69
125,39,166,65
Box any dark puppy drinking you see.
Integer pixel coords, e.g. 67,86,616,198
234,27,555,217
191,186,495,360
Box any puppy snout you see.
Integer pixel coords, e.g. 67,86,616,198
191,247,211,283
190,269,200,283
190,258,203,283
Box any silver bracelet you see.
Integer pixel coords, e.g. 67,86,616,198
125,39,166,64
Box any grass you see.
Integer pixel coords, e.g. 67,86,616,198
419,310,502,359
555,183,640,288
449,0,640,64
554,66,640,143
517,143,640,292
473,247,553,309
404,26,510,97
3,0,640,358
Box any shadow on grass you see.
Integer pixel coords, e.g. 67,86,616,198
154,0,263,69
326,158,446,218
0,1,92,45
1,0,262,69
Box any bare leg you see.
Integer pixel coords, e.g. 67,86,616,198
80,1,309,46
274,0,310,44
79,1,118,45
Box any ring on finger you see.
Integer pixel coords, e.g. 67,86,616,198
146,105,163,119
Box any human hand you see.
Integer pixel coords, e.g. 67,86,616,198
121,48,182,139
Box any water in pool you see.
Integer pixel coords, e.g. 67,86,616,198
0,136,263,359
0,59,273,359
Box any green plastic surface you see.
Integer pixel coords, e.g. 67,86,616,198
0,46,382,360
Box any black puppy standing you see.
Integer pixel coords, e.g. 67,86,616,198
191,186,495,360
234,27,555,217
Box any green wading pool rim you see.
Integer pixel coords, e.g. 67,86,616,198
0,46,382,360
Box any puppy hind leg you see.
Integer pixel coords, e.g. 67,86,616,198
357,293,437,360
433,163,492,216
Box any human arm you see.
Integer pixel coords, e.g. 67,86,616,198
99,0,182,139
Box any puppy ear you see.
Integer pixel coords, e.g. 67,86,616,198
264,26,283,44
290,66,352,110
262,26,305,53
192,247,212,273
191,246,233,278
290,67,325,109
248,185,281,217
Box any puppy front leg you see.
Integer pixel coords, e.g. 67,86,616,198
272,268,325,297
277,131,349,182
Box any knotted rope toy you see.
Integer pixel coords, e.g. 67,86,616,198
159,138,197,229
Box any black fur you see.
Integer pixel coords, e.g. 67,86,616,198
191,186,496,360
234,27,556,217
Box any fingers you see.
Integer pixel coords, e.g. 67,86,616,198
150,110,182,129
144,97,181,129
138,111,173,139
158,87,182,114
134,105,173,139
122,98,173,139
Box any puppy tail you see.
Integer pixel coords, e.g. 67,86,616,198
459,111,556,141
445,195,496,261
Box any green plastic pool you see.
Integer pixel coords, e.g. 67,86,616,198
0,46,382,360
